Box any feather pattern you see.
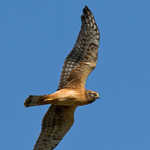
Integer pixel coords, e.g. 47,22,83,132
34,105,76,150
58,6,100,89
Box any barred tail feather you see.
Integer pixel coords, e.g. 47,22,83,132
24,95,53,107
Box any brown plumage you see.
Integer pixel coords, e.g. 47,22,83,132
24,6,100,150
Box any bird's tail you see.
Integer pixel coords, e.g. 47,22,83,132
24,89,80,107
24,95,54,107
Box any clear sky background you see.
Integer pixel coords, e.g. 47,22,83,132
0,0,150,150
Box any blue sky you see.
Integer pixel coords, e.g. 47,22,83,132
0,0,150,150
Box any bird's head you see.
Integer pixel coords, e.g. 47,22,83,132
86,90,100,104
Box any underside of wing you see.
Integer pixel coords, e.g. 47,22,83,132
58,6,100,90
34,105,76,150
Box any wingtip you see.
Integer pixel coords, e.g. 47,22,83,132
83,5,92,15
84,5,89,9
81,6,93,23
81,5,98,29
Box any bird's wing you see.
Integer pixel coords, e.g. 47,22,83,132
58,6,100,90
34,105,76,150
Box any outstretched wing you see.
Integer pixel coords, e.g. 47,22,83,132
34,105,76,150
58,6,100,90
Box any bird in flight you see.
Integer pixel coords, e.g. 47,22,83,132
24,6,100,150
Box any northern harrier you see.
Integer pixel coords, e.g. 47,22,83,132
24,6,100,150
